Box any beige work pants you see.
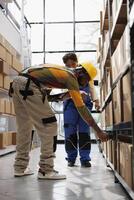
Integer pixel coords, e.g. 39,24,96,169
12,76,57,173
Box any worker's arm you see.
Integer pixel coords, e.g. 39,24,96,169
66,75,108,141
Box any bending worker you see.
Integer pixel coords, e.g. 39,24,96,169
62,53,100,167
10,63,108,180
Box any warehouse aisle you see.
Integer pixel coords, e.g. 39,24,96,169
0,144,130,200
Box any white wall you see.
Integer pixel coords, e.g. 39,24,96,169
0,9,21,54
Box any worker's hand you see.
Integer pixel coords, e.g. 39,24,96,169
80,90,88,101
97,131,109,142
94,99,100,111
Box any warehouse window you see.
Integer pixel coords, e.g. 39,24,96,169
24,0,43,22
75,0,103,21
45,24,73,51
76,23,99,51
45,0,73,22
31,24,44,51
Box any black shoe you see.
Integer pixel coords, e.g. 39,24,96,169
81,161,91,168
68,161,75,167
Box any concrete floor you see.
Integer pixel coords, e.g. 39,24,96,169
0,144,130,200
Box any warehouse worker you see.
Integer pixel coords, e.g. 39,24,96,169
10,63,108,180
62,53,100,167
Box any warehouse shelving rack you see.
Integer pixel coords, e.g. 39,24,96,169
0,0,31,156
99,0,134,199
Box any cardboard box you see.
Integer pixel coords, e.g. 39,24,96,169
4,75,11,90
0,73,4,87
124,144,133,188
0,60,9,75
0,45,6,61
113,82,122,124
12,132,17,145
119,143,126,179
122,72,131,122
5,100,11,114
6,51,12,66
7,132,12,146
112,26,130,83
119,142,133,188
0,133,8,149
105,101,113,127
12,56,22,72
0,132,14,148
0,99,5,113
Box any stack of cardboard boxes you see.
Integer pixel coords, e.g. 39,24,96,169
98,0,133,190
0,33,22,149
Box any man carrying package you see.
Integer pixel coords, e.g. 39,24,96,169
10,63,108,180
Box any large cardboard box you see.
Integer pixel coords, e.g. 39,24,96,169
4,75,11,90
0,60,9,75
12,56,22,72
122,72,132,122
0,133,8,149
7,132,12,146
0,45,6,61
119,143,126,179
111,26,130,83
12,132,17,145
119,142,133,188
0,73,4,87
113,82,122,124
0,99,5,113
6,51,12,66
124,144,133,188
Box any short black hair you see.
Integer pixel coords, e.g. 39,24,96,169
62,53,78,64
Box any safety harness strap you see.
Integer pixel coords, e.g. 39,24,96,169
19,73,46,103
